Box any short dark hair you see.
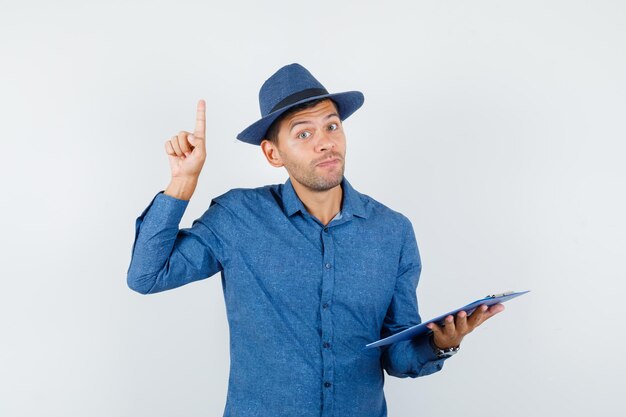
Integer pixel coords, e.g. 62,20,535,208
264,98,338,145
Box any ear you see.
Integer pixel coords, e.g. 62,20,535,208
260,139,284,168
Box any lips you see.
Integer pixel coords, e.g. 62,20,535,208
317,157,340,167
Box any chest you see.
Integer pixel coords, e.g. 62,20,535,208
229,218,402,324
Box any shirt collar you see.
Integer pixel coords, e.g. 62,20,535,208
282,175,369,219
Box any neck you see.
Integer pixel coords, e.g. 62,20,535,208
290,177,343,226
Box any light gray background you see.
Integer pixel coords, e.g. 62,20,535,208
1,0,624,416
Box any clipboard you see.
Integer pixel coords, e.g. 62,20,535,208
364,290,530,349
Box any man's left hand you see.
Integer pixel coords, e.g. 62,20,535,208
426,303,505,350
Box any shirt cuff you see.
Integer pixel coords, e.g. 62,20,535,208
129,190,189,258
409,332,450,376
141,190,190,227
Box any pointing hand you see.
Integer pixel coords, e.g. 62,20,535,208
164,99,207,180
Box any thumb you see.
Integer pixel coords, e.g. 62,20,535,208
188,134,200,152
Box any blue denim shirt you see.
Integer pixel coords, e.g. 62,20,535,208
127,176,448,417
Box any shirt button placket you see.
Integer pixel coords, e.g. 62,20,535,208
320,226,335,417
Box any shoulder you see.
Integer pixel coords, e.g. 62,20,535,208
352,185,413,232
196,183,282,228
210,182,283,209
350,185,419,258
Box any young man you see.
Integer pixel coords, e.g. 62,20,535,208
127,63,504,417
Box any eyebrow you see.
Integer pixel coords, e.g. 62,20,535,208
289,113,340,132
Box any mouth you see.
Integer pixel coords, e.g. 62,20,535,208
316,157,341,167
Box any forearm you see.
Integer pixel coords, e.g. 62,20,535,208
164,176,199,201
127,191,189,294
127,189,227,295
381,332,447,378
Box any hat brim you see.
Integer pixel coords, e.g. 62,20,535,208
236,90,364,146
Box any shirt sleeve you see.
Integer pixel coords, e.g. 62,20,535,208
380,216,450,378
126,190,228,295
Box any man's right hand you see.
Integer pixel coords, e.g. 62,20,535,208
163,99,207,200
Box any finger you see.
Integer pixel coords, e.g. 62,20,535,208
186,134,196,155
455,310,469,335
165,140,176,156
426,322,442,335
482,303,506,321
442,314,456,336
170,136,182,156
470,303,505,329
194,99,206,140
427,321,456,349
176,131,192,154
467,304,488,327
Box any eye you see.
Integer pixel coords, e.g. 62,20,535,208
328,122,339,131
297,130,311,140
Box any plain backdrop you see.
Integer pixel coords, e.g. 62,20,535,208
1,1,625,416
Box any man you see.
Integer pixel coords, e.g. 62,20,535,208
127,63,504,417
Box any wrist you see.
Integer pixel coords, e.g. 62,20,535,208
165,176,198,201
431,336,460,350
429,333,461,358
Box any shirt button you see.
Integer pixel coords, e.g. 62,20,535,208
324,227,329,232
325,263,332,269
323,342,331,348
324,382,332,388
322,303,329,309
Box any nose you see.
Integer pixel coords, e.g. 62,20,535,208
315,129,335,153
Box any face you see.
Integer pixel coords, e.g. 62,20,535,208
261,99,346,192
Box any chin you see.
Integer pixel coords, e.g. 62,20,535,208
288,162,345,191
313,173,344,191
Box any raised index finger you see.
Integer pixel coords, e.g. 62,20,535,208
194,99,206,139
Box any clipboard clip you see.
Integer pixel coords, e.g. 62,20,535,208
485,291,514,298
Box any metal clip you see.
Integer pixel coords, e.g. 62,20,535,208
485,291,514,298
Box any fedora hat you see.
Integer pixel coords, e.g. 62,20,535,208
236,63,364,145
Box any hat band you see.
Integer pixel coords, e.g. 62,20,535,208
269,87,329,114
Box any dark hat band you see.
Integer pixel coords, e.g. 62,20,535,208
269,87,329,113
